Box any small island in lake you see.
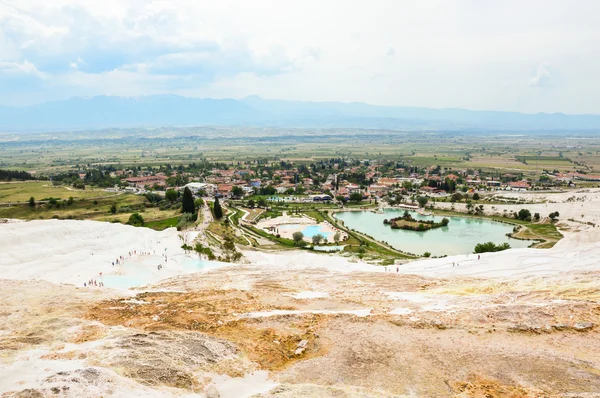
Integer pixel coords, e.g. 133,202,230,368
383,210,449,231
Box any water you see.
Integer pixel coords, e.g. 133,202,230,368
313,245,345,252
277,224,333,239
334,210,531,256
100,256,228,290
302,225,333,239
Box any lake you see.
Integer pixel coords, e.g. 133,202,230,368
334,209,531,256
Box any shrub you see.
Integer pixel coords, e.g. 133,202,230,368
518,209,531,221
474,241,510,253
127,213,145,226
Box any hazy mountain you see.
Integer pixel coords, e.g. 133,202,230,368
1,95,600,132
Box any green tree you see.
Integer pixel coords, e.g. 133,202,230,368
165,189,178,202
472,192,480,200
450,193,463,202
194,198,204,209
182,187,195,213
333,231,341,243
127,213,145,226
441,218,449,226
518,208,532,221
417,196,428,208
213,197,223,219
28,196,35,208
67,196,74,205
312,233,325,245
549,211,560,221
247,199,256,208
292,231,304,245
232,185,244,196
257,197,267,208
110,203,117,214
349,192,363,203
466,201,473,212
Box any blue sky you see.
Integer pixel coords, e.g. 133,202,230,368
1,0,599,114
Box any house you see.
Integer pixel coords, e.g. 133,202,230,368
377,178,400,187
185,182,216,196
345,183,362,194
242,186,255,195
486,180,502,187
216,184,233,197
508,181,530,191
368,184,390,197
310,194,332,201
466,179,482,186
275,182,295,194
572,173,600,182
125,175,167,188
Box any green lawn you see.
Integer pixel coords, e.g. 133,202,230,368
0,181,109,203
145,216,180,231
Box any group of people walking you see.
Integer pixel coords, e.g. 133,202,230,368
84,246,164,288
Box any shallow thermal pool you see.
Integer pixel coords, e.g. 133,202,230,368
277,224,333,239
100,255,227,290
334,209,531,256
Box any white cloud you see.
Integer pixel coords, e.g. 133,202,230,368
528,64,552,87
0,0,600,113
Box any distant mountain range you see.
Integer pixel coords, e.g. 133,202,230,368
1,94,600,132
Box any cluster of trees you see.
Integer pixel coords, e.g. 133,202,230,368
246,197,267,208
349,192,363,203
28,196,75,209
0,169,35,181
384,211,449,231
82,169,118,188
193,242,216,260
474,241,510,253
426,177,458,193
292,231,341,246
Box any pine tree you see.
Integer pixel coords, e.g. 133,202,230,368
182,187,195,213
213,196,223,219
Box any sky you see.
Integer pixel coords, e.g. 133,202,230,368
1,0,600,114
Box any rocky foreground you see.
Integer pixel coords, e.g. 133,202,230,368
1,262,599,397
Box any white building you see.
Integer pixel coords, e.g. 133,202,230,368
185,182,216,196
